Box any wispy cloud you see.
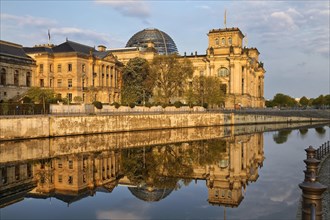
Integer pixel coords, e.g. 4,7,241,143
95,0,150,18
0,13,57,27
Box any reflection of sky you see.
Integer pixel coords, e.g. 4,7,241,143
1,126,329,219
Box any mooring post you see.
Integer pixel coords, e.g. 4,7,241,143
299,146,327,220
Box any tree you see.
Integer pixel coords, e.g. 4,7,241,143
299,96,309,107
312,95,325,108
149,54,194,103
185,76,225,108
121,57,152,105
272,93,297,108
26,87,55,113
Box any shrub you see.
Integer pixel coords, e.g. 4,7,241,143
112,102,120,109
93,101,103,109
129,102,136,108
203,103,208,109
145,102,152,108
161,103,168,108
173,101,183,108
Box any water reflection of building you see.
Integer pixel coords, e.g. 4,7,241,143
25,150,122,205
0,130,264,208
0,161,36,208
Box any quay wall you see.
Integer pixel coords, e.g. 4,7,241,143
0,113,328,141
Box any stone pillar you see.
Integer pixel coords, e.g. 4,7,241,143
299,146,327,220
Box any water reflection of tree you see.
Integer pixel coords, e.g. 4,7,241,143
273,130,292,144
315,127,326,138
299,128,308,137
121,139,227,189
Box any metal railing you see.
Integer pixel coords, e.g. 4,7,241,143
316,141,330,160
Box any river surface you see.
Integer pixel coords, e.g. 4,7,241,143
0,122,329,219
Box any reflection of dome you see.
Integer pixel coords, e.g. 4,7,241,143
128,186,173,202
126,28,178,55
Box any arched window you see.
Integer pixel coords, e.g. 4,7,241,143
14,70,19,86
222,38,226,45
228,37,232,45
218,68,229,77
26,72,31,87
0,68,6,85
215,38,219,46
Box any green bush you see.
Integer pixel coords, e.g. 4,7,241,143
173,101,183,108
161,103,168,108
112,102,120,109
145,102,152,108
93,101,103,109
203,103,208,109
129,102,136,108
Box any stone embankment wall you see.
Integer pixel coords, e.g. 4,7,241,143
0,113,328,140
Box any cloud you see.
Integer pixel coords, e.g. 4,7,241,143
0,13,57,27
95,0,150,18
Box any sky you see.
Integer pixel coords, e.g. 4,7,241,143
0,0,329,99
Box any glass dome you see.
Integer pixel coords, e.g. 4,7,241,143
126,28,178,55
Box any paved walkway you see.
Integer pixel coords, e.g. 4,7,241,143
318,155,330,220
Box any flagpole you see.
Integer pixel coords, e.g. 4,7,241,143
48,29,51,45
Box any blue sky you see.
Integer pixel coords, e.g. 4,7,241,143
1,0,329,99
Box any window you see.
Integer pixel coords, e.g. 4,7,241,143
57,64,62,73
58,175,62,183
69,160,73,169
57,79,62,88
220,84,227,94
68,176,73,185
228,37,232,45
68,63,72,72
67,93,72,102
15,165,20,180
1,68,6,85
39,64,44,73
218,68,229,77
215,38,219,46
50,79,53,87
222,38,225,45
14,70,19,86
26,72,31,87
50,64,53,72
40,79,44,87
82,64,86,73
83,175,86,183
68,79,72,88
58,159,62,168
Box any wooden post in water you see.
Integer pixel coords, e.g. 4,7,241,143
299,146,327,220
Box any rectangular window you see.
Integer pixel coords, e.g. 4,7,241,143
40,79,44,87
50,64,53,72
57,79,62,88
67,93,72,102
39,64,44,73
68,79,72,88
57,64,62,73
69,160,73,169
58,160,62,168
50,79,53,87
68,176,73,185
68,64,72,72
58,175,62,183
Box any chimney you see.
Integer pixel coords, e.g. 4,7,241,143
98,45,106,52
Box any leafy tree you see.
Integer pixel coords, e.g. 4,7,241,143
185,76,225,108
312,95,325,108
73,96,83,103
149,54,194,103
272,93,297,108
299,96,309,106
121,57,152,105
26,87,55,113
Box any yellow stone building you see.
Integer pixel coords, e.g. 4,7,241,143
111,27,266,108
0,40,36,102
23,41,123,104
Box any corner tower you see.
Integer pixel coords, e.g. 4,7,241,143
207,28,244,56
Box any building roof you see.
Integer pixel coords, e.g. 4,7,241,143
52,40,95,54
0,40,34,60
23,46,53,54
